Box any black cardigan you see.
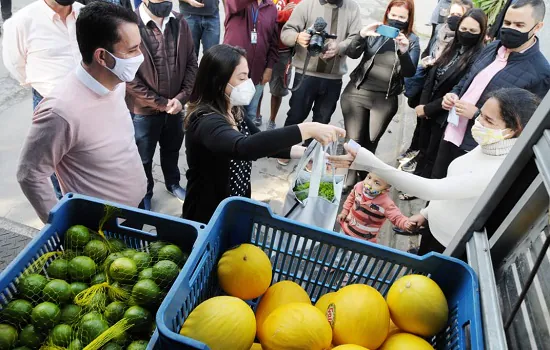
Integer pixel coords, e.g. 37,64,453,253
181,111,302,224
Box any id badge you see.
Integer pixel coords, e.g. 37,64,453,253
251,30,258,44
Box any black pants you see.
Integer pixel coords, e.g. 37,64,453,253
431,138,466,179
1,0,11,20
132,112,184,198
408,117,423,152
418,223,445,255
414,118,445,178
284,73,342,127
341,84,399,186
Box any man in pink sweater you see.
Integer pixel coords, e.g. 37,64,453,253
17,2,147,223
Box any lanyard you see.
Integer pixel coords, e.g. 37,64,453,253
251,5,259,30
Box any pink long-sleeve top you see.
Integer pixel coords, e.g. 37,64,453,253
17,65,147,223
340,182,409,243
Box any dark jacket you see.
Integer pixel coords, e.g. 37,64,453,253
126,9,198,115
346,33,420,97
77,0,132,11
452,39,550,151
182,110,302,224
419,52,477,126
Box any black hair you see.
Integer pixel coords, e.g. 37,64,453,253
435,8,487,73
510,0,546,22
76,1,139,65
487,88,541,136
185,44,247,127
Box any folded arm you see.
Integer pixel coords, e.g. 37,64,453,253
2,18,28,84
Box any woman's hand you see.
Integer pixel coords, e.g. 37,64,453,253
298,122,346,146
408,213,427,228
455,100,478,119
328,143,358,168
415,105,426,118
395,32,409,54
442,93,459,111
360,22,382,38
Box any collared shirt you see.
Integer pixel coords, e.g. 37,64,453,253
75,64,110,96
2,0,83,97
139,4,175,33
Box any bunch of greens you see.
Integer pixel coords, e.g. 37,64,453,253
294,182,335,202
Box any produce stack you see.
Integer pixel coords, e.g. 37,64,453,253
178,244,450,350
0,224,188,350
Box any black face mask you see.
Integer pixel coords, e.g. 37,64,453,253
446,15,461,32
457,31,480,47
500,25,536,49
55,0,75,6
387,19,408,31
146,1,173,18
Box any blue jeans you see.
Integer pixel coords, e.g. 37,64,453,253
182,11,220,57
32,89,63,200
132,112,184,198
244,84,264,122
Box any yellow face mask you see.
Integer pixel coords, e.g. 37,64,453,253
471,118,512,146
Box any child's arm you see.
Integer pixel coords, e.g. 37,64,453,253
340,186,356,216
383,200,411,231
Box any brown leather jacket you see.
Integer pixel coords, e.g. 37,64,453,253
126,9,198,115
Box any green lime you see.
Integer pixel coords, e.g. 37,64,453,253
91,273,107,286
79,318,109,345
102,343,123,350
111,330,128,346
102,253,123,274
1,299,33,327
84,240,110,264
61,304,82,324
147,241,167,260
152,260,179,288
0,324,18,350
69,256,97,281
104,301,126,325
18,324,44,349
157,245,186,266
132,252,151,272
66,225,91,249
109,258,137,284
131,279,160,307
18,274,47,300
127,340,148,350
80,311,106,324
67,339,83,350
47,259,69,280
43,279,72,304
121,249,137,259
107,239,127,253
50,324,73,347
70,282,89,299
31,302,60,331
138,268,153,280
123,306,151,331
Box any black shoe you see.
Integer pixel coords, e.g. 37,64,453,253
167,184,186,202
393,226,420,236
143,195,152,211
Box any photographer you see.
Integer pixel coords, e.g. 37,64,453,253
341,0,420,187
277,0,362,165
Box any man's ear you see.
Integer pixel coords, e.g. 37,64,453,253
534,21,544,35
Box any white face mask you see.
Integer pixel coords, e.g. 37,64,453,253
105,51,144,82
471,118,512,146
227,79,256,106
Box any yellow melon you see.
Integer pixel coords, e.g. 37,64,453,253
217,244,272,300
260,302,332,350
386,274,448,337
379,333,433,350
250,343,263,350
332,345,370,350
180,296,256,350
255,280,311,337
331,284,389,349
315,292,336,315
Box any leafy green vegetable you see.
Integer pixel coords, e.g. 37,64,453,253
293,182,335,202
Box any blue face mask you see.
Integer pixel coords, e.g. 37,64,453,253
363,184,381,197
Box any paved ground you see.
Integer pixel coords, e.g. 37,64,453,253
0,0,434,252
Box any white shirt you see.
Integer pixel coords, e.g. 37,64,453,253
139,5,176,33
75,64,110,97
2,0,83,97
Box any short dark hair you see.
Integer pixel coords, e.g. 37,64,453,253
510,0,546,22
487,88,541,137
185,45,247,128
76,1,139,65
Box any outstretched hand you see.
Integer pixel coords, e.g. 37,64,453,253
328,143,358,168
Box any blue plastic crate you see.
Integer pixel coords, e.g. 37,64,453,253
0,193,205,350
157,197,484,350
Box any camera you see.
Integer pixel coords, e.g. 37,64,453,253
307,17,337,56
